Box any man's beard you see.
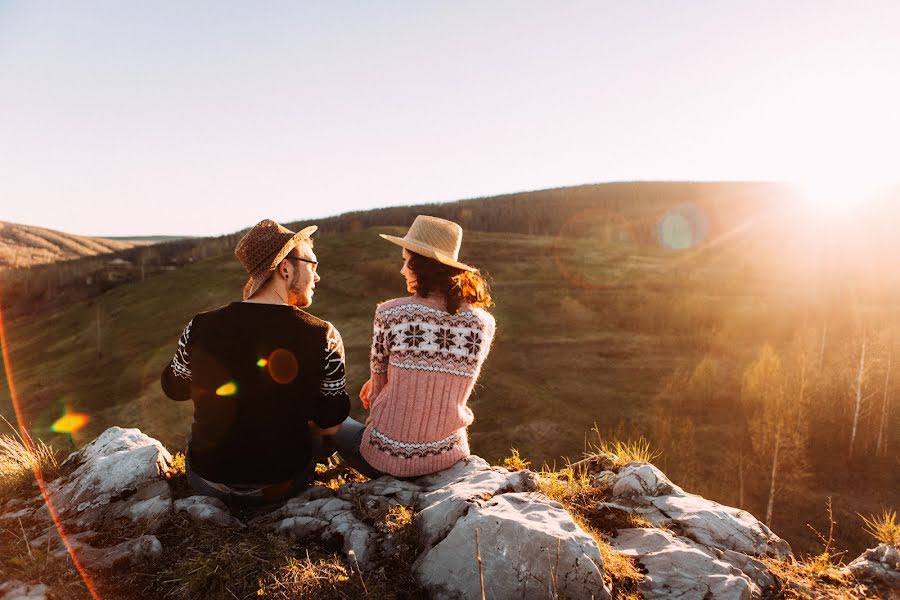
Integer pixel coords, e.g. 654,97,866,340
287,271,311,307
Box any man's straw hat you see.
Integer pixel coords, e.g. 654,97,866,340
235,219,317,300
379,215,476,272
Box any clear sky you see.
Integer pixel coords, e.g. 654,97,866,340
1,1,898,237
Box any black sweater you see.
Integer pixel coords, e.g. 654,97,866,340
161,302,350,485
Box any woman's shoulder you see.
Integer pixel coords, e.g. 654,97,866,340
374,296,417,314
466,306,496,331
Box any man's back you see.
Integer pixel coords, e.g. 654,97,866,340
161,302,349,485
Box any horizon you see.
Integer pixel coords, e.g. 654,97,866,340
2,2,899,237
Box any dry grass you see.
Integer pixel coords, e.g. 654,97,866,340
588,425,660,467
0,434,60,502
498,447,530,471
859,509,899,546
164,451,186,479
537,461,644,598
761,554,860,599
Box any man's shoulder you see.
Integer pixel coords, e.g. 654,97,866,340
289,307,335,333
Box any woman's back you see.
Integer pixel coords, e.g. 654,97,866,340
360,294,495,477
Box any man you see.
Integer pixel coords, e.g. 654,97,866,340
161,219,350,504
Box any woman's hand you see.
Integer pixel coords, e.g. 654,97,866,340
359,378,372,409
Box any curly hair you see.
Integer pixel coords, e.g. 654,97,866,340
407,252,492,314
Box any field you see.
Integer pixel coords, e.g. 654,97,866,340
1,183,898,559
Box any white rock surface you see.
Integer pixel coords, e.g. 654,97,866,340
0,581,49,600
612,527,759,599
600,462,791,558
258,492,377,567
174,495,245,528
845,543,900,589
46,427,173,529
416,492,611,600
415,456,539,548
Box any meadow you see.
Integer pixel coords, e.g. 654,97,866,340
1,183,897,558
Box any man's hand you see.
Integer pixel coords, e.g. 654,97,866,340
359,379,372,409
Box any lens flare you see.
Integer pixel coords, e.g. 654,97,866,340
0,303,101,599
267,348,299,384
657,204,710,251
256,358,268,367
51,411,90,434
216,381,238,396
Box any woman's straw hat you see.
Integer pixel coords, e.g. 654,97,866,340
235,219,317,299
380,215,476,272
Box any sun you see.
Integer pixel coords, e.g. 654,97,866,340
793,177,890,217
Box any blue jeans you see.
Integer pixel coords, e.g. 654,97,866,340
329,417,384,479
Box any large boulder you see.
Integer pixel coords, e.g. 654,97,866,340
597,462,791,559
415,492,611,600
415,455,539,548
611,527,765,599
41,427,173,529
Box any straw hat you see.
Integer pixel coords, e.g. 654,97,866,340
379,215,475,272
235,219,317,299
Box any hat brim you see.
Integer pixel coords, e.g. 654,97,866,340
379,233,476,272
244,225,318,299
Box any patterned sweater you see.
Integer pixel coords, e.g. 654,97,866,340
360,295,496,477
160,302,350,485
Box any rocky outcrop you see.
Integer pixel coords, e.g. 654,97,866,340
596,462,791,559
6,427,892,599
844,543,900,590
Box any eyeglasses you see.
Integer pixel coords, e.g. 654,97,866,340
286,256,318,272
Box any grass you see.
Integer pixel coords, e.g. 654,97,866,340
0,433,60,504
498,447,530,471
587,425,661,467
859,509,899,546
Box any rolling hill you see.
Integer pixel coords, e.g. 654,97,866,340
0,182,898,558
0,221,153,269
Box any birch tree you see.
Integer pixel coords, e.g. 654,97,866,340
849,331,866,458
741,344,808,528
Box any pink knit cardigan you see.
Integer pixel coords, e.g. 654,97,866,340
359,295,496,477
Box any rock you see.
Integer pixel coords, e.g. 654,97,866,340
414,456,539,548
174,496,245,528
45,427,173,529
611,527,756,600
846,543,900,589
259,495,376,567
415,492,611,600
601,462,791,558
0,581,49,600
0,507,35,520
55,533,163,570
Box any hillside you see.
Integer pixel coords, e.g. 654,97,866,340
1,182,898,560
0,221,153,269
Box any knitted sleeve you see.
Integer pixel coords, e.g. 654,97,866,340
160,319,194,401
368,306,390,400
311,322,351,428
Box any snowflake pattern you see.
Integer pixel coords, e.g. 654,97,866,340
370,301,495,378
435,327,457,351
462,331,482,356
373,330,387,358
403,324,427,348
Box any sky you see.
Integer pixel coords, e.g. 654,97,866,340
1,1,899,237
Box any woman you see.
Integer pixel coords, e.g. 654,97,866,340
333,215,495,478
